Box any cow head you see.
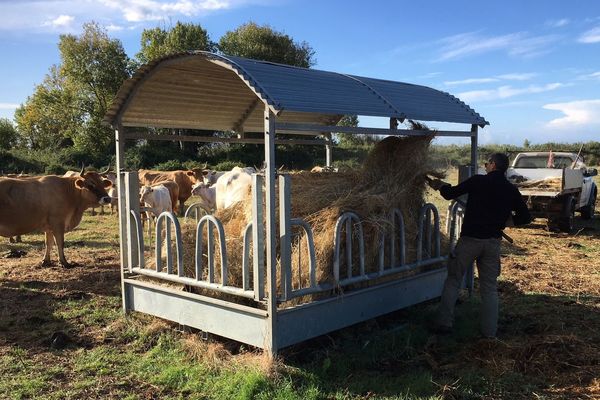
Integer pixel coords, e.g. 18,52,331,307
191,182,208,197
139,185,153,203
185,165,208,184
75,172,112,205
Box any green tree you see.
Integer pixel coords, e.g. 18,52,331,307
0,118,18,149
135,21,214,65
134,22,215,158
14,66,76,150
218,22,315,67
335,115,360,147
523,138,531,148
58,22,131,161
15,22,130,164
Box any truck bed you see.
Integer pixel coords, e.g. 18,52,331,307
507,167,583,197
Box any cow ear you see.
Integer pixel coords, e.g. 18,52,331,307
186,171,194,176
75,178,85,189
202,170,210,176
102,179,112,188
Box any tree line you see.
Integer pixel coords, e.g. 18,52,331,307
1,20,598,174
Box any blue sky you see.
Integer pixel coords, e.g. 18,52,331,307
1,0,599,146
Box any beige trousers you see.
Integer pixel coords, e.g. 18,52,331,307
436,236,502,337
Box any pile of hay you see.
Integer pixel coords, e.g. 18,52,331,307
172,134,446,305
515,177,562,191
287,135,444,291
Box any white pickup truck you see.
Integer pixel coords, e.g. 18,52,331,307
506,152,598,232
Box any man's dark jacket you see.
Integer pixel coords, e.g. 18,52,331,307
439,170,532,239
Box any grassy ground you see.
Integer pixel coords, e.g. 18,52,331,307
1,173,599,399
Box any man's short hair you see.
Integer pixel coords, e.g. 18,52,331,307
489,153,509,172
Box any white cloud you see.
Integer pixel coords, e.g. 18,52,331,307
445,78,498,86
577,71,600,81
99,0,232,22
0,103,20,110
0,0,261,32
106,24,125,31
496,73,536,81
543,99,600,127
437,31,559,61
42,14,75,29
444,73,536,87
578,27,600,43
546,19,569,28
458,83,564,102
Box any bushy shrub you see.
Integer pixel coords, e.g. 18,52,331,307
214,160,244,171
45,163,68,175
154,160,185,171
0,149,41,174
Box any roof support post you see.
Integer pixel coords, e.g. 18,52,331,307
115,123,130,314
325,133,333,167
470,124,478,175
390,117,399,130
264,107,278,356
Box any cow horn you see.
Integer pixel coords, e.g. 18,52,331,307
100,165,111,174
201,162,208,169
80,163,85,176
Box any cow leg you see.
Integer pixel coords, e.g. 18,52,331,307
179,200,185,216
100,205,105,215
53,229,73,268
91,208,97,216
16,235,22,243
41,231,54,267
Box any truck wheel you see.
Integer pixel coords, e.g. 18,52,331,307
557,195,575,232
580,189,596,220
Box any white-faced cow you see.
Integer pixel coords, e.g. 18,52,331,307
191,166,254,213
0,171,112,267
138,168,206,215
140,184,173,236
98,169,119,215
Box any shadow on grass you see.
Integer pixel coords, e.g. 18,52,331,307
281,279,600,399
0,259,121,351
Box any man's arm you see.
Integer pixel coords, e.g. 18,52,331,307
438,177,475,200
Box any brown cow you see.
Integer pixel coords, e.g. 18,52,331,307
0,172,112,268
138,168,205,215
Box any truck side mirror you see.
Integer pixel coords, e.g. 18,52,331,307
585,168,598,177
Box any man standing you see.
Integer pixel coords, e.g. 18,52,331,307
427,153,531,338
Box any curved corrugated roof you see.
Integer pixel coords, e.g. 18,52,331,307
104,51,488,131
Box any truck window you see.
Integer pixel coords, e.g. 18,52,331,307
514,156,573,168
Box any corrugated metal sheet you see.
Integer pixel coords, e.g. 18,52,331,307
104,51,488,131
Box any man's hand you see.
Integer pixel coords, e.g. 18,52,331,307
427,178,448,191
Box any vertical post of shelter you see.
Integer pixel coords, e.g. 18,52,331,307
115,123,129,312
390,117,399,130
279,174,292,300
264,107,278,355
470,124,478,175
125,173,140,269
325,133,333,167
